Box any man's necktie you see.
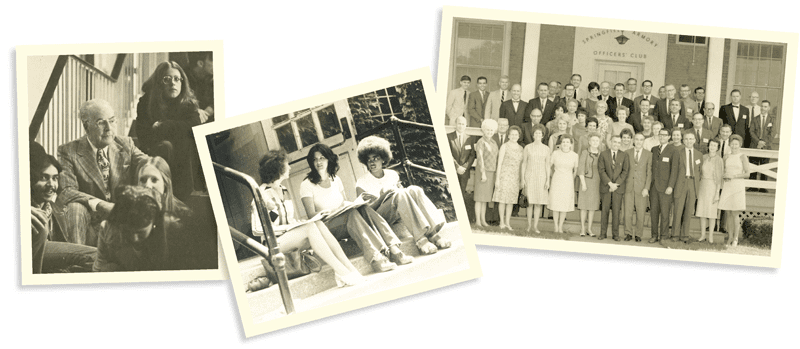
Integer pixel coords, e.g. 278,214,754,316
635,150,640,163
673,115,678,126
612,151,616,168
501,91,505,101
463,90,467,103
97,148,109,190
689,149,695,177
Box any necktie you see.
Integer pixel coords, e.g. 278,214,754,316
696,129,701,142
761,116,765,139
673,114,678,126
707,116,712,129
689,149,694,177
97,148,109,190
721,140,726,155
463,90,467,103
458,134,463,148
645,96,649,102
635,150,640,163
612,151,616,168
502,91,505,101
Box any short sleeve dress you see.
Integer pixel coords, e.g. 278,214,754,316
492,142,523,204
473,136,499,202
522,142,550,205
548,149,579,212
696,154,724,218
718,153,748,211
577,149,601,211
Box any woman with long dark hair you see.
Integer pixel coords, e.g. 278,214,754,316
300,143,411,273
135,61,203,201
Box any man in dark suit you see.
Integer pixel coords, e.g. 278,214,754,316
448,116,477,202
670,131,703,242
467,76,489,127
499,84,528,128
653,84,685,123
524,82,556,125
597,135,630,241
548,81,562,105
57,99,149,246
718,89,750,142
633,80,660,117
623,133,652,242
661,99,693,131
749,100,775,188
703,102,723,140
690,113,715,154
648,128,677,243
694,87,706,116
608,83,635,123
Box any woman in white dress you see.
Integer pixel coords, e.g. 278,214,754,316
548,134,579,233
717,135,750,246
520,124,551,233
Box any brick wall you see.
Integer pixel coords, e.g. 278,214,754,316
508,22,526,85
720,38,731,107
664,34,709,94
536,24,575,87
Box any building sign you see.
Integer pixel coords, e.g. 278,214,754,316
573,28,668,90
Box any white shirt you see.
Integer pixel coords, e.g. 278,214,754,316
732,104,741,121
512,100,520,112
685,148,694,176
300,176,346,212
356,169,400,196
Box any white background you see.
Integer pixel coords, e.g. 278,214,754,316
3,0,798,346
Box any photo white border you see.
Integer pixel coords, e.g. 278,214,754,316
192,67,482,337
17,40,228,285
435,6,797,268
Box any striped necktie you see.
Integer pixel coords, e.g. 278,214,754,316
97,148,109,190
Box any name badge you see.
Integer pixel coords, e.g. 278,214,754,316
767,123,773,127
465,145,472,150
662,157,670,163
695,159,701,165
742,115,747,119
703,138,709,143
649,105,655,109
678,123,684,128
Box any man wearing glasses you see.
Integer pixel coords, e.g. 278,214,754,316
57,99,149,246
648,128,677,243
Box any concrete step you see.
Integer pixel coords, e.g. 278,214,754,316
239,222,465,322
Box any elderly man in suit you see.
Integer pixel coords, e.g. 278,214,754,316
624,78,638,100
446,75,471,126
525,82,556,126
690,113,714,154
679,84,698,117
670,130,703,242
448,116,477,201
499,84,528,128
719,89,750,141
633,80,660,116
623,133,652,242
57,99,149,246
548,81,562,104
484,75,511,122
653,84,685,123
467,76,489,127
609,83,635,123
703,102,723,139
648,127,677,243
597,135,630,241
749,100,775,189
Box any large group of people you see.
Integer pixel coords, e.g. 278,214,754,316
448,73,775,246
30,56,215,273
250,138,450,288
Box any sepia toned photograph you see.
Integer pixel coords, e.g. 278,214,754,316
437,6,795,267
17,41,225,285
193,68,480,336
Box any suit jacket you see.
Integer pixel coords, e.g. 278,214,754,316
661,113,693,131
446,88,469,126
467,90,489,127
651,143,677,193
719,103,750,140
598,149,630,194
690,128,715,154
653,98,686,124
670,145,703,195
750,114,774,149
492,132,513,148
628,112,649,133
608,97,635,122
484,89,509,122
624,148,652,196
633,95,660,116
448,131,477,170
57,135,148,208
715,137,733,157
524,97,556,125
696,99,706,116
522,123,549,147
499,100,528,128
703,115,723,140
680,98,699,116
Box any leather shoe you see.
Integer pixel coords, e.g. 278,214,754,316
597,236,606,240
624,235,633,241
389,250,414,265
612,236,621,242
648,237,659,243
371,256,397,273
635,236,642,242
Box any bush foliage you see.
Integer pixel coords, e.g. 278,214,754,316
741,217,773,248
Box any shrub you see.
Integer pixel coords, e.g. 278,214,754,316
741,217,773,248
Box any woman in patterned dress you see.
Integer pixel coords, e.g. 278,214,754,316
548,114,571,152
577,132,602,237
474,119,499,227
718,135,750,246
548,135,579,233
520,124,550,233
493,126,524,230
696,139,724,243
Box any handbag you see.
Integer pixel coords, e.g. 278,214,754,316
260,249,322,287
518,191,529,208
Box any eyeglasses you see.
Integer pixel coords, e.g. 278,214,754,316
161,76,183,85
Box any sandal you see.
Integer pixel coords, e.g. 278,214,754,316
416,237,438,255
429,234,452,250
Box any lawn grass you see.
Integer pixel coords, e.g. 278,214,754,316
471,224,571,240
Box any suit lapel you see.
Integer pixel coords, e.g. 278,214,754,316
109,140,125,196
76,137,106,196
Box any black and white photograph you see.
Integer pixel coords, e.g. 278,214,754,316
193,68,480,336
17,41,224,284
438,6,795,267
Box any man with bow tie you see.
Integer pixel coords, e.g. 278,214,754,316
499,84,528,128
718,89,750,142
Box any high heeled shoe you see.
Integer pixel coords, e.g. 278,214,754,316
335,271,365,287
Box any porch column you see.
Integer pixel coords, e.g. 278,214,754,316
520,23,541,102
706,37,725,115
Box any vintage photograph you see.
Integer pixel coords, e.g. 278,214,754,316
17,41,225,284
437,7,795,267
193,68,480,336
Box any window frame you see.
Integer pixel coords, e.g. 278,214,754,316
449,18,512,92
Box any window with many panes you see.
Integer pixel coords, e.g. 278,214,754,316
732,41,786,147
451,19,508,91
677,35,707,45
272,104,342,153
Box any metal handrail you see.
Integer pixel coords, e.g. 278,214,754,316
212,162,295,315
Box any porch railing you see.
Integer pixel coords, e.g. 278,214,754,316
212,162,295,315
